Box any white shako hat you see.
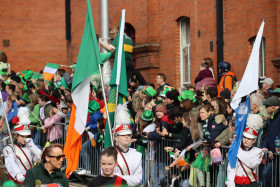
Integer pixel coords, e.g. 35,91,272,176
14,107,31,136
114,103,132,136
243,114,263,139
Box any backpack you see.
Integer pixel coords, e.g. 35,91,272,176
210,148,223,164
223,74,237,90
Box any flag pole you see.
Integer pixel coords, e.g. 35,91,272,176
100,0,111,86
98,64,113,146
0,92,16,160
112,9,125,142
112,84,119,141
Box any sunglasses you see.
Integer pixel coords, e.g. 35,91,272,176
47,154,65,160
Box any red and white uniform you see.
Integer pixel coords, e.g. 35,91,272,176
114,148,142,186
226,147,263,187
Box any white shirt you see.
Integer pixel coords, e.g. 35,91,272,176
114,148,142,186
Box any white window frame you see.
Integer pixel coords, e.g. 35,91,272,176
179,17,191,86
251,37,266,78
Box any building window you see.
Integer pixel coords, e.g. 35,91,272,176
249,36,266,78
179,17,191,86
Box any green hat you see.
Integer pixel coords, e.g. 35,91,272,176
32,72,42,80
21,93,30,103
159,86,174,97
263,96,280,107
178,90,196,103
142,87,157,97
23,85,29,91
21,70,28,75
3,180,17,187
141,110,154,121
88,100,100,113
60,76,69,90
20,70,34,84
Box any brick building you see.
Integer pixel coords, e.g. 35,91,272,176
1,0,279,88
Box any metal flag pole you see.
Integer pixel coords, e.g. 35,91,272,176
112,9,126,141
0,91,16,160
98,64,113,146
100,0,111,86
112,85,119,141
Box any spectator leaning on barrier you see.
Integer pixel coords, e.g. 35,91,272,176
261,96,280,187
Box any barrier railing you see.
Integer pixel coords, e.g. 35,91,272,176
9,122,280,187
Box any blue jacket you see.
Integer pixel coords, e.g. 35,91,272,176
8,101,18,122
86,110,103,141
262,109,280,153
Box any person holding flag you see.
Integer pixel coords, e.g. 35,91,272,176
113,103,142,186
226,20,265,187
226,114,264,186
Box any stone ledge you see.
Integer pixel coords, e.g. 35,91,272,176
134,43,160,54
272,56,280,69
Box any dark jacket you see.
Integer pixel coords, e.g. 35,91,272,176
23,162,69,187
148,115,173,140
206,114,227,144
173,127,193,151
262,109,280,153
166,102,180,114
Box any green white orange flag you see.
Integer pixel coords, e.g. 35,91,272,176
86,130,96,147
104,9,127,148
64,0,102,178
43,63,60,81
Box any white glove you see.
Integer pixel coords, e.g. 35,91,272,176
25,138,34,147
16,173,25,182
85,126,90,130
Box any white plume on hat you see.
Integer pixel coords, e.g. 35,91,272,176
246,113,263,131
115,103,131,126
17,107,31,126
114,103,131,135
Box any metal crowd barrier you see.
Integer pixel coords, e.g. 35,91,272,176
19,123,280,187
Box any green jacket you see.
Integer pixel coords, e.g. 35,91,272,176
29,104,40,124
215,127,233,145
23,162,69,187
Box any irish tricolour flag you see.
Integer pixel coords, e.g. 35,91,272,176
43,63,60,81
63,0,102,178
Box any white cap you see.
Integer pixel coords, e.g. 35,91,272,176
14,124,31,136
263,78,274,86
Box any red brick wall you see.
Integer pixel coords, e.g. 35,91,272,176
71,0,219,88
2,0,278,87
0,0,67,73
224,0,279,85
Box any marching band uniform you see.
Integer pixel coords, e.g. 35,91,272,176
226,127,263,187
113,104,143,186
3,107,41,184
